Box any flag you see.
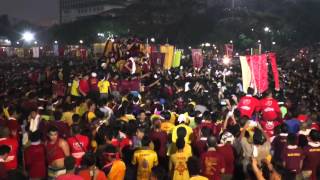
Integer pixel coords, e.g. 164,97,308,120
53,44,59,56
247,54,268,93
240,56,252,93
268,53,280,91
192,49,203,69
172,50,182,68
32,47,40,58
160,45,174,70
150,52,165,67
224,44,233,57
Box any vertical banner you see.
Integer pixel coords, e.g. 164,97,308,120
192,49,203,69
247,54,268,93
240,56,252,93
53,44,59,56
268,53,280,90
32,47,40,58
160,45,174,70
172,50,182,68
150,52,165,67
224,44,233,58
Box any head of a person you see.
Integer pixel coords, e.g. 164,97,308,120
0,145,10,161
64,156,76,171
138,111,146,121
54,111,63,121
71,124,81,135
72,114,80,124
177,127,187,139
82,152,96,167
280,123,289,134
253,128,265,145
0,127,10,138
104,145,117,162
150,166,168,180
176,137,185,150
187,156,201,176
247,87,254,95
29,130,41,143
201,127,211,139
309,129,320,142
141,135,151,147
287,133,297,146
207,136,217,148
47,126,59,142
136,127,145,140
265,89,273,98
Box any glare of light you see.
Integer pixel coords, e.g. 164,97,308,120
188,46,192,49
97,33,105,37
182,55,186,59
40,46,43,50
264,26,270,32
230,40,233,44
205,43,211,47
291,58,295,62
235,52,239,56
258,40,261,43
201,43,205,47
251,28,254,31
150,38,155,42
54,40,58,44
16,42,20,45
79,40,84,44
110,39,115,42
22,31,35,42
223,56,231,65
4,39,10,43
34,41,38,45
311,59,314,63
272,41,276,45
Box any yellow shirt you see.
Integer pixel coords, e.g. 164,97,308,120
61,111,74,126
172,124,193,144
190,175,209,180
98,80,110,94
169,112,177,124
132,149,158,180
108,160,126,180
71,80,80,96
170,151,191,180
168,142,192,157
161,122,175,134
87,112,96,123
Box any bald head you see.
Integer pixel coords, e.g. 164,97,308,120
207,136,217,148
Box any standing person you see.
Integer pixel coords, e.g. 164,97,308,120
217,132,235,180
88,72,99,101
70,75,81,99
79,75,90,97
98,75,110,99
149,120,168,169
24,131,46,180
78,152,107,180
0,145,10,180
0,127,18,171
101,145,126,180
172,114,193,144
187,156,208,180
237,88,260,119
56,156,83,180
169,138,191,180
46,126,70,179
259,90,282,121
281,133,304,180
132,136,158,180
200,136,225,180
67,125,89,168
302,130,320,180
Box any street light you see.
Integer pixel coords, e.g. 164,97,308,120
54,40,58,44
34,41,38,45
272,41,276,45
229,40,233,44
258,40,261,43
150,38,155,43
22,31,35,42
16,42,20,45
264,26,270,32
79,40,84,44
205,43,211,47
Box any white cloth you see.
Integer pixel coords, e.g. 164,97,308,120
129,57,136,74
29,114,40,132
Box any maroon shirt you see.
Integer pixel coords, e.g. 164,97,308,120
281,145,304,173
302,142,320,180
149,130,168,158
272,134,287,162
217,144,235,175
201,149,225,180
192,138,207,157
24,143,47,178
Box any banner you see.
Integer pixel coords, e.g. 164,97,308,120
192,49,203,69
247,54,268,93
160,45,174,70
172,50,182,68
150,52,165,67
53,44,59,56
32,47,40,58
225,44,233,57
240,56,252,93
268,53,280,90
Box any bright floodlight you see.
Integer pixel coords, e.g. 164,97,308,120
229,40,233,44
264,27,270,32
34,41,38,45
54,40,58,44
205,43,211,47
79,40,84,44
150,38,155,42
272,41,276,45
22,31,35,42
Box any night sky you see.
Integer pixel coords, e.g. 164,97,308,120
0,0,58,25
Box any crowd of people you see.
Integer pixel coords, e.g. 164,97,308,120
0,37,319,180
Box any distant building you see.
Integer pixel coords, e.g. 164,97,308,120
59,0,136,23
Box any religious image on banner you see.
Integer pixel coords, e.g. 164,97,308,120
247,54,268,93
160,45,174,70
172,50,182,68
192,49,203,69
224,44,233,58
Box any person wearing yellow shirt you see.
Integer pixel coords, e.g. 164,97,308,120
70,76,80,98
187,156,208,180
61,105,75,126
86,102,96,123
132,136,158,180
102,145,126,180
172,114,193,144
169,138,191,180
167,127,192,157
98,76,110,99
160,111,175,134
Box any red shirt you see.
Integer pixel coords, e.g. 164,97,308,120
67,134,89,166
0,138,18,170
111,137,132,150
89,78,99,92
259,97,281,121
260,120,281,137
201,149,225,180
281,146,304,173
302,142,320,180
149,130,168,158
216,144,234,175
46,139,66,165
24,143,47,178
237,95,259,118
79,79,89,94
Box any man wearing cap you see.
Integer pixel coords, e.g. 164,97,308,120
171,114,193,144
